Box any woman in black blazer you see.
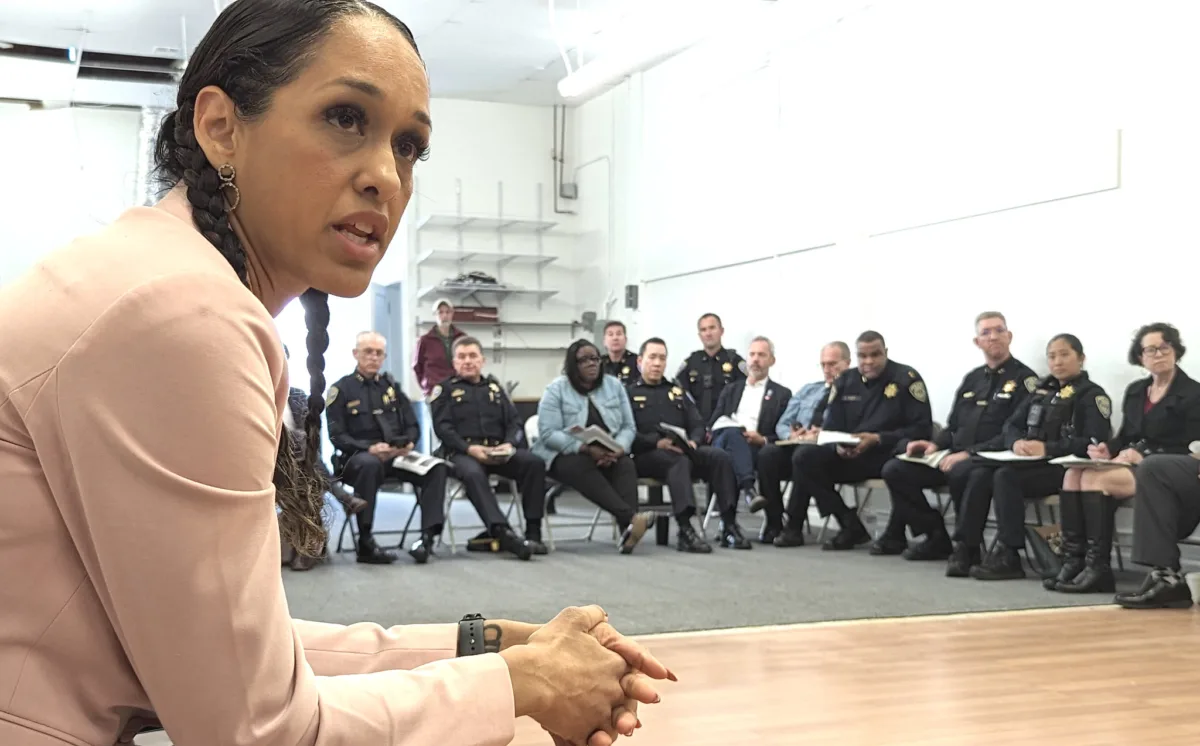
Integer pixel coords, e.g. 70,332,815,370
1051,323,1200,594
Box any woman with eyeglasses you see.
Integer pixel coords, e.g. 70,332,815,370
1049,323,1200,596
533,339,658,553
951,334,1112,582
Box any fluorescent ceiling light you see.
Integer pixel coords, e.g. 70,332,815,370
556,0,776,100
557,13,712,99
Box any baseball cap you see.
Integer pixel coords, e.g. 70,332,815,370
432,298,454,314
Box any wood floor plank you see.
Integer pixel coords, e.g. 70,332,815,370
510,606,1200,746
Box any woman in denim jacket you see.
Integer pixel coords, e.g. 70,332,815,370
534,339,658,553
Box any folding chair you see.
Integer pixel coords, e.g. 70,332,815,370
332,476,420,553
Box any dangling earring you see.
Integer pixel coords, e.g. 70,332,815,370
217,163,241,211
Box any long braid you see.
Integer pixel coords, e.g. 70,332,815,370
300,288,331,479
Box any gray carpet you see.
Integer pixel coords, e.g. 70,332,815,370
282,491,1157,635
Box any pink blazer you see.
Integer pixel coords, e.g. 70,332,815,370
0,191,515,745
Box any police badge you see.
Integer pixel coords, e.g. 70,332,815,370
884,383,898,398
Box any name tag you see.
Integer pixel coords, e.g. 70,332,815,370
347,399,362,407
842,395,861,401
632,396,647,401
995,393,1011,400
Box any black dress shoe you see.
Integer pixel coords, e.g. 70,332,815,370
677,524,713,553
527,539,549,555
945,541,980,578
758,525,782,545
740,488,758,509
408,532,437,564
356,538,397,565
773,527,806,547
1115,570,1195,609
902,529,953,561
719,522,752,550
821,516,870,551
869,535,908,556
969,542,1025,580
747,495,768,514
494,530,533,560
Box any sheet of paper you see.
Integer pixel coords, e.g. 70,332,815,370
1049,455,1134,469
711,416,744,431
817,430,862,446
976,450,1047,462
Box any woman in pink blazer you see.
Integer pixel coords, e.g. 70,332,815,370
0,2,669,745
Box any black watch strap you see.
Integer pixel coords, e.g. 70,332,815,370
457,614,486,656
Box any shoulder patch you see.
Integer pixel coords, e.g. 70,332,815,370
325,385,339,406
737,360,747,375
1096,394,1112,419
1024,376,1038,393
909,381,928,403
430,384,442,400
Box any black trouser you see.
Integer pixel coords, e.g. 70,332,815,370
955,461,1063,547
754,443,795,530
549,452,639,527
633,445,738,524
1132,454,1200,570
788,444,892,524
450,449,546,529
880,457,973,538
341,451,448,542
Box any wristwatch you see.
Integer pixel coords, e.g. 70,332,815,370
457,613,486,656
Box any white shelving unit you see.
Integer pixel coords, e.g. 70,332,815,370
409,178,579,363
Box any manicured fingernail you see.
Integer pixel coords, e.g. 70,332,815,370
653,694,662,704
667,670,678,682
636,719,643,729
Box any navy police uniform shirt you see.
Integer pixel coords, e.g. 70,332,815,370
1002,372,1111,458
325,370,418,456
603,350,641,386
430,374,522,455
676,347,746,423
823,359,933,453
934,357,1040,454
627,378,705,454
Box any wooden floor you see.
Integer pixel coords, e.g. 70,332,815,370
511,606,1200,746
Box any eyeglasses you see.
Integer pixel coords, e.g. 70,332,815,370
359,348,387,358
1142,345,1174,357
576,354,601,365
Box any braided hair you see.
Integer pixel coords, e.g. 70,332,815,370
152,0,421,556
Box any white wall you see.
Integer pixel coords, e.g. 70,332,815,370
574,0,1200,429
0,105,140,285
400,97,587,401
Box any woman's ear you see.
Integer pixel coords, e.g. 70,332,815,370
193,85,241,168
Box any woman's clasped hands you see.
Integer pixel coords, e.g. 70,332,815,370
500,605,675,746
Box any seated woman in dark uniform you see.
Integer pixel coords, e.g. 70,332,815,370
950,334,1112,582
1053,323,1200,596
533,340,657,553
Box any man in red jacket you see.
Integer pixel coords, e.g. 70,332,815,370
413,298,465,397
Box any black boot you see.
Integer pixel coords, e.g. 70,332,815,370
356,535,397,564
969,540,1026,580
677,520,713,553
945,541,981,577
525,522,548,555
821,512,871,551
1058,493,1116,594
1044,490,1086,591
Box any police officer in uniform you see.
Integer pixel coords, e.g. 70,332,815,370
326,332,448,565
879,312,1037,560
777,331,933,550
601,320,641,385
432,336,542,559
627,338,752,551
957,333,1112,581
676,312,746,423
